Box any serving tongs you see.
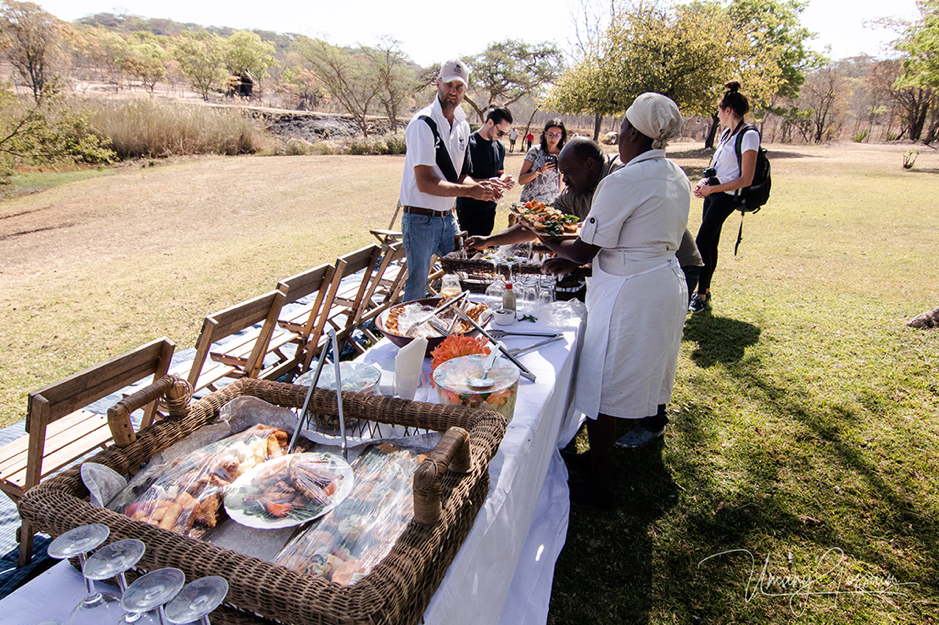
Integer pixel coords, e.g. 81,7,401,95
291,328,348,461
453,307,537,383
487,329,560,339
506,335,564,357
408,290,469,332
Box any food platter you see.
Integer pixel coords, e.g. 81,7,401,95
224,452,354,529
509,201,581,240
376,297,491,355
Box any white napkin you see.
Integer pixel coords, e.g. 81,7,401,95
395,337,427,400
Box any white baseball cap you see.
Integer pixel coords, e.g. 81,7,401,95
439,59,469,86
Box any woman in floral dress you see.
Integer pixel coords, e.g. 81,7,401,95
518,119,567,204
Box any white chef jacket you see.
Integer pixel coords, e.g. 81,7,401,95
574,150,691,419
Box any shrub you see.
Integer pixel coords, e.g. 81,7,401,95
853,131,868,143
86,99,272,159
270,133,406,157
0,83,114,183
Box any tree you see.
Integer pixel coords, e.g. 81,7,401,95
705,0,820,146
462,39,564,123
799,66,848,142
70,25,129,92
548,2,737,139
366,37,415,133
894,0,939,141
172,30,229,101
292,37,380,137
123,32,168,94
225,30,276,94
0,1,62,101
277,57,330,111
545,50,618,140
0,81,113,182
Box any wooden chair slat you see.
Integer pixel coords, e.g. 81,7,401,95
3,338,175,567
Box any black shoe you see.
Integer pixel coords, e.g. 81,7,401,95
615,425,665,449
689,292,711,313
569,481,614,510
560,448,592,471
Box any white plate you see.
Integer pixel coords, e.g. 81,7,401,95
224,453,354,529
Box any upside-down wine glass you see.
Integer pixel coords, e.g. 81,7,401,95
80,538,147,624
45,524,123,625
121,568,186,625
163,576,229,625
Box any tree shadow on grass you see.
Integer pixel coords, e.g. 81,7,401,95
667,359,939,621
552,432,678,624
682,311,761,367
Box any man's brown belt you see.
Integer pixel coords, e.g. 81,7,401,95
403,206,451,217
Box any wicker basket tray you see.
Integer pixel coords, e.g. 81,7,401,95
19,377,506,625
440,252,543,277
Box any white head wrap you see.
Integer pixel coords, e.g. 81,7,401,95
625,93,683,149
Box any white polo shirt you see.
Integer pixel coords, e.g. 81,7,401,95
399,96,470,211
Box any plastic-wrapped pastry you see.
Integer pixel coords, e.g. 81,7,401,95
113,423,292,539
274,443,428,585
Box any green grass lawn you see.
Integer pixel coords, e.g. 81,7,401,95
553,144,939,623
2,142,938,622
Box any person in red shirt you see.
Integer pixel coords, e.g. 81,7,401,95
525,131,534,150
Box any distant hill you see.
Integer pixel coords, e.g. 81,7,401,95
76,12,297,56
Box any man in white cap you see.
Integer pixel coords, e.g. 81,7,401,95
534,93,691,508
398,59,500,302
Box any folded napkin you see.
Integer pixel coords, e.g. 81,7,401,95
395,337,427,400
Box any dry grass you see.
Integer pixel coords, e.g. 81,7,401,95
86,99,271,158
2,140,939,622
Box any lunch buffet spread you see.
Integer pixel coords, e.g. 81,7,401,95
19,268,577,624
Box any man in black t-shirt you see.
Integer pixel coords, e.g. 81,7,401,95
455,105,516,236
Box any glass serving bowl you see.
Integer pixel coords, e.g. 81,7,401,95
432,354,520,422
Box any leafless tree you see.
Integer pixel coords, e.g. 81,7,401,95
0,1,62,101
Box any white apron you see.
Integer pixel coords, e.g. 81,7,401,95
573,255,686,419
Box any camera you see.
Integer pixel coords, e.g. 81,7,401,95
545,155,557,165
703,167,719,185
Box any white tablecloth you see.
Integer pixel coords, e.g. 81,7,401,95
0,307,586,625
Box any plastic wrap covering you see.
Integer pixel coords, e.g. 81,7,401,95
108,423,292,538
274,442,428,585
224,453,354,529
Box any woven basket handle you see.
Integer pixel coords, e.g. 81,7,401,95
412,426,472,525
107,374,193,448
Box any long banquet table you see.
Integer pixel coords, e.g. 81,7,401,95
0,305,586,625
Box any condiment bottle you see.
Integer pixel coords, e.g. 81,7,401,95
502,281,516,313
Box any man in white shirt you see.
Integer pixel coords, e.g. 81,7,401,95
509,127,519,153
398,59,498,302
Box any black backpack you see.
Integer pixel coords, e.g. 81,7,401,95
732,125,771,213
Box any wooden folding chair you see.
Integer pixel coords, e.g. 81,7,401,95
0,337,175,566
351,242,408,344
174,290,288,394
259,263,343,382
369,202,403,246
299,245,383,369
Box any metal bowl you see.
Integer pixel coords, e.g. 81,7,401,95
376,298,490,356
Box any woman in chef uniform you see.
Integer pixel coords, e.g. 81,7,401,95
539,93,691,508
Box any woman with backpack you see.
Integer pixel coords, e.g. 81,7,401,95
690,81,760,313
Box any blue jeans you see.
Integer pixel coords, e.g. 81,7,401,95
402,211,457,302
